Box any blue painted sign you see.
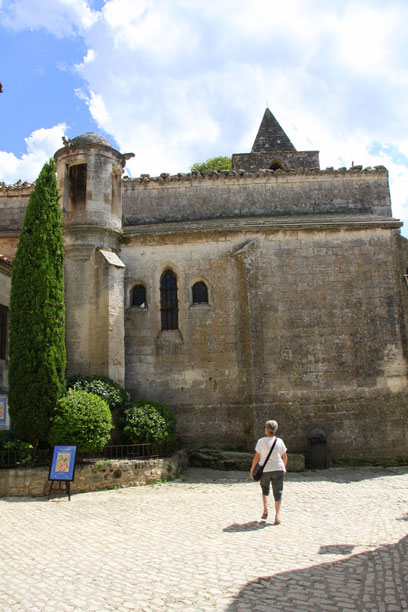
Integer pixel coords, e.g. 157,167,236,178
49,445,77,481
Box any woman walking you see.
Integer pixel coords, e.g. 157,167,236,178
250,420,287,524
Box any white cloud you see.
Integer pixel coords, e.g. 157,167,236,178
0,0,98,37
0,124,67,184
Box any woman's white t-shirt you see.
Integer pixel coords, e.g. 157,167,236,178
255,436,287,472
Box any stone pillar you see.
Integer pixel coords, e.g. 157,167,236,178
64,244,94,377
93,250,125,386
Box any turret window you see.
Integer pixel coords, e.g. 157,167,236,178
132,284,147,308
68,163,87,209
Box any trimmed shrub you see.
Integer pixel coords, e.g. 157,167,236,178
67,375,127,411
49,389,112,453
122,400,176,446
132,399,177,444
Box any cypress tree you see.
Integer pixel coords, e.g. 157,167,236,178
8,158,66,446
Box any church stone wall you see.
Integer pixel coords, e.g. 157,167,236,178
121,225,408,461
122,169,391,226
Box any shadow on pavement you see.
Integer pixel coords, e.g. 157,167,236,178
223,520,274,532
226,535,408,611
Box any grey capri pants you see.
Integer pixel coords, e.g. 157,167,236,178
260,470,285,500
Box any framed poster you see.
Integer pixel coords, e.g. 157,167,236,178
49,445,77,482
0,394,9,430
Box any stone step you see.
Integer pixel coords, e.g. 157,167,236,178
188,449,305,472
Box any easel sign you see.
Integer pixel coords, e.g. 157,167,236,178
48,445,77,501
0,395,10,431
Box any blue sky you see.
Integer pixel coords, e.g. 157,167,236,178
1,0,408,234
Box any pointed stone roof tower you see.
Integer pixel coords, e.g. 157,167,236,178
232,108,319,172
251,108,296,153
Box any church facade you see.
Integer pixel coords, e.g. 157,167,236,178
1,109,408,463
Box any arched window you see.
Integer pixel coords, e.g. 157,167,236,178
192,281,208,304
131,284,147,308
269,160,285,171
160,269,178,330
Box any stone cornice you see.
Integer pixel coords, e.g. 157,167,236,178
0,164,389,194
123,214,402,238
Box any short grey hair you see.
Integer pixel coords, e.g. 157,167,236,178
265,420,278,434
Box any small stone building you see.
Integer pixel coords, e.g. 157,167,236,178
1,109,408,463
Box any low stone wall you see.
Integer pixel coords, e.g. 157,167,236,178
188,449,305,472
0,449,188,498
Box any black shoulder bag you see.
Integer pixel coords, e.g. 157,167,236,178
253,437,278,481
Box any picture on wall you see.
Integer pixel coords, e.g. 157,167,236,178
0,395,9,430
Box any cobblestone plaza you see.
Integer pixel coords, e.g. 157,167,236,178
1,466,407,611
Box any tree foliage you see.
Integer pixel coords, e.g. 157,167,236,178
190,156,232,173
8,158,66,446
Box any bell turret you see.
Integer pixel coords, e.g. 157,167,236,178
55,133,134,386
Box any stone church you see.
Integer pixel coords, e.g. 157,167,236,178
1,108,408,463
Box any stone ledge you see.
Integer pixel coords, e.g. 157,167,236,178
188,449,305,472
0,449,188,498
123,214,401,237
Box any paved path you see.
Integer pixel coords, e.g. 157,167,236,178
1,466,407,611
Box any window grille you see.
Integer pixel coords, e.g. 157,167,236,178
132,284,147,308
160,270,178,330
192,281,208,304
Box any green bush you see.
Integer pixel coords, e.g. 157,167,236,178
67,375,127,411
132,399,177,444
122,400,177,446
49,389,112,453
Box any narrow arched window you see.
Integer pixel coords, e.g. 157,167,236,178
132,284,147,308
192,281,208,304
160,270,178,330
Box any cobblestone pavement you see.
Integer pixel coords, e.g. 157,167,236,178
1,466,408,611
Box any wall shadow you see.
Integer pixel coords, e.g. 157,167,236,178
181,465,408,486
226,535,408,611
